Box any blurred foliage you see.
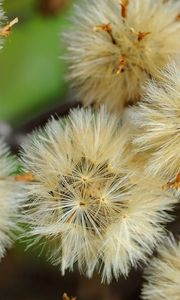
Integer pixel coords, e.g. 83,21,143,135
0,0,72,126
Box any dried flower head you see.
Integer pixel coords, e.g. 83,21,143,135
142,236,180,300
21,107,177,283
0,139,24,259
63,0,180,111
128,62,180,186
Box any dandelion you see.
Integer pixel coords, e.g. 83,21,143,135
141,236,180,300
63,0,180,111
0,139,24,259
128,62,180,187
21,107,177,283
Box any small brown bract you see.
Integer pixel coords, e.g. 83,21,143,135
0,17,18,37
63,293,76,300
121,0,129,18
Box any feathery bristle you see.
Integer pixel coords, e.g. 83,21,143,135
20,107,178,282
128,61,180,186
63,0,180,111
142,236,180,300
0,139,24,259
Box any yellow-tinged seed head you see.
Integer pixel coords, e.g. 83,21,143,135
63,0,180,111
0,139,25,259
128,61,180,183
142,237,180,300
21,107,178,283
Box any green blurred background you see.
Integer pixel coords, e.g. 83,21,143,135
0,0,72,127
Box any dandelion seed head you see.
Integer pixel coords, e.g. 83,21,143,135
21,107,177,282
63,0,180,111
129,61,180,185
142,236,180,300
0,139,24,259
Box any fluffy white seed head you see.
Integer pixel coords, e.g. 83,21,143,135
142,236,180,300
63,0,180,111
0,139,24,259
128,61,180,185
21,107,177,282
